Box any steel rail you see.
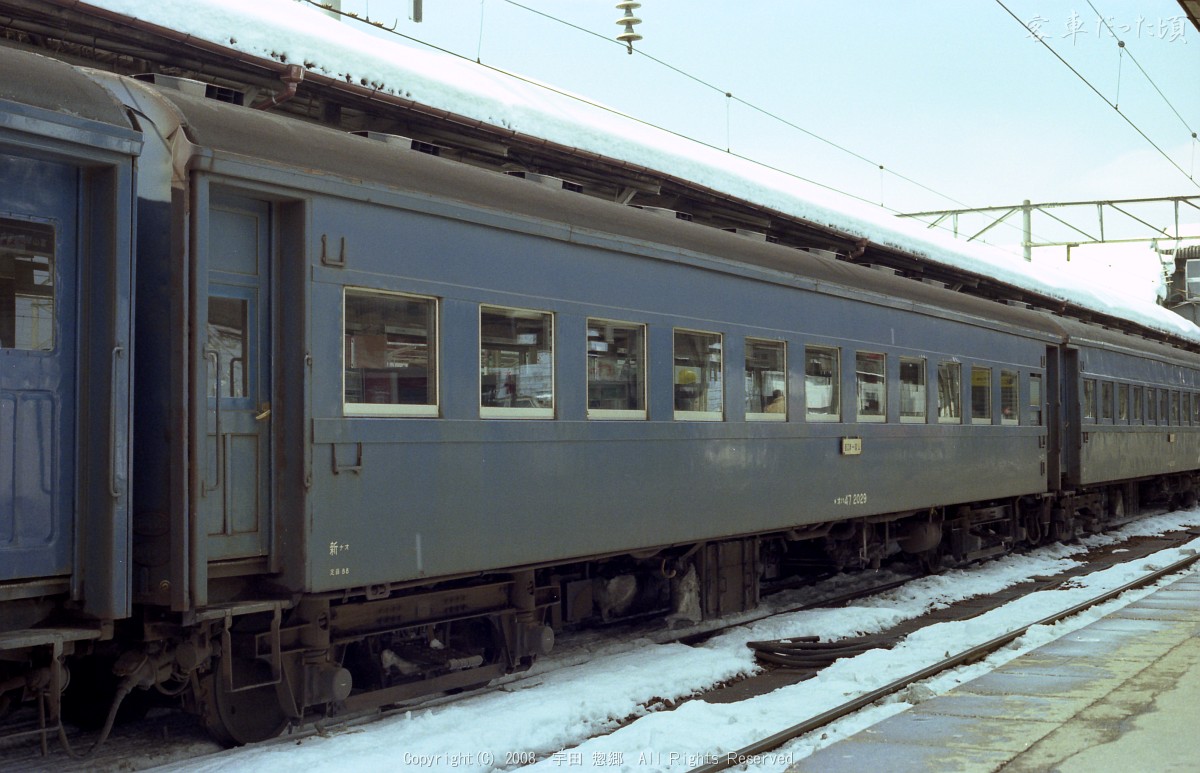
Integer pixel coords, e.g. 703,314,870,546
689,551,1200,773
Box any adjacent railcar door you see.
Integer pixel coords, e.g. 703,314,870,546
201,193,272,561
1058,347,1081,488
1045,345,1062,490
0,156,76,581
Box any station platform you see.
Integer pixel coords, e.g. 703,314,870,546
788,569,1200,772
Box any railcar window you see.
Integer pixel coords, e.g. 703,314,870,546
1133,386,1144,423
208,297,248,399
1162,391,1171,425
481,306,554,419
343,290,438,416
745,338,786,421
1147,388,1157,422
1001,370,1019,425
856,352,886,422
1170,391,1180,424
1118,384,1130,422
0,218,55,351
1101,382,1114,422
971,366,992,424
1193,393,1200,424
587,319,645,420
804,345,840,422
937,362,962,424
1082,379,1097,421
673,329,722,420
1029,373,1043,426
899,357,926,423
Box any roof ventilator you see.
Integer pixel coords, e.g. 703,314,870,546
722,228,768,242
133,73,207,98
505,171,583,193
133,73,244,105
862,264,901,276
633,206,693,222
352,131,445,156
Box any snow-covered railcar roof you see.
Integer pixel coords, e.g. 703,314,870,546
147,81,1073,348
45,0,1200,347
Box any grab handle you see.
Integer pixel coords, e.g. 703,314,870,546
109,344,125,498
204,351,223,494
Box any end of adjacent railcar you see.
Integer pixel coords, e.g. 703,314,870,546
0,45,139,741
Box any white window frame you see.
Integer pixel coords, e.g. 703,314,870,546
899,356,926,424
1000,369,1020,426
673,328,723,422
343,287,440,418
586,318,647,421
480,305,555,419
745,337,787,422
804,345,841,423
855,351,887,423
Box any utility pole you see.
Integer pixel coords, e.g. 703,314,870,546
1022,199,1032,262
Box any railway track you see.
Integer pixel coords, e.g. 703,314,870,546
688,537,1200,772
2,528,1196,771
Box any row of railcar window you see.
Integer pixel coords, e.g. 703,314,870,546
1083,379,1200,426
339,288,1197,427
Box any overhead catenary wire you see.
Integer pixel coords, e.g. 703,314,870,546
303,0,960,214
305,0,1058,254
500,0,974,211
1084,0,1200,183
1085,0,1198,140
994,0,1199,191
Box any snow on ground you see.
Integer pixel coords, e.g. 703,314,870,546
152,509,1200,773
77,0,1200,344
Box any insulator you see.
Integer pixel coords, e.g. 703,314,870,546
615,1,643,54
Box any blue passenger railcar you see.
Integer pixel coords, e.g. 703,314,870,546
0,46,138,704
96,76,1082,741
115,80,1066,598
1054,317,1200,513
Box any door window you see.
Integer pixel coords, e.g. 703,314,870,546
0,219,55,351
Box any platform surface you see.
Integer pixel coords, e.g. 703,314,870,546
787,570,1200,772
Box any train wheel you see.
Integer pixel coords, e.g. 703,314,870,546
917,546,943,575
198,659,289,746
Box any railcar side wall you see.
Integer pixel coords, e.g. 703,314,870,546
300,190,1054,591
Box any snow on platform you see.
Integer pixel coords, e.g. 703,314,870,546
788,570,1200,772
